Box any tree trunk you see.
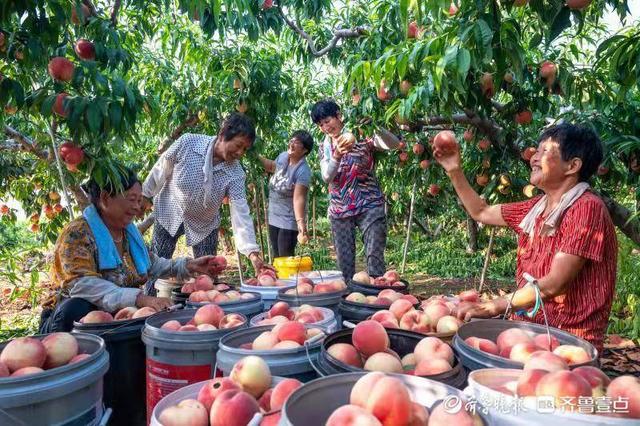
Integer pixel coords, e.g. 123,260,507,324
401,180,418,274
219,228,233,253
466,216,479,253
601,194,640,245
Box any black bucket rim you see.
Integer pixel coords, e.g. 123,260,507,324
350,278,410,293
339,294,418,309
185,291,263,308
320,328,464,382
72,311,152,330
454,318,599,368
277,287,346,299
170,281,237,298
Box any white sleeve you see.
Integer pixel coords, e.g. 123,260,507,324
320,156,340,183
142,135,183,198
372,127,401,151
69,276,141,312
229,198,260,256
147,253,191,281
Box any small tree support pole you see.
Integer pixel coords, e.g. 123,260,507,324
312,196,317,239
260,180,272,262
252,184,265,258
401,179,418,274
478,227,496,293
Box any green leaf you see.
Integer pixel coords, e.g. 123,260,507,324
547,8,571,46
86,102,102,133
457,48,471,77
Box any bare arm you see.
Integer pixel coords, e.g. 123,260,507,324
293,184,308,235
259,155,276,174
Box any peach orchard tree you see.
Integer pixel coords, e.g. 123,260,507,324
1,0,639,250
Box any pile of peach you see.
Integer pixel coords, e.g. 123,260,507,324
368,296,462,335
464,327,593,365
160,305,245,332
247,321,324,351
243,268,290,287
507,353,640,418
281,276,346,295
327,321,456,376
326,372,483,426
345,289,418,306
79,306,157,323
0,333,91,378
255,301,326,326
181,275,231,293
159,356,302,426
352,270,406,288
189,289,256,304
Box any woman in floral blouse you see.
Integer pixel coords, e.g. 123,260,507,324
311,99,400,283
40,167,222,333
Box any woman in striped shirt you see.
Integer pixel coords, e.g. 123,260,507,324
434,123,617,353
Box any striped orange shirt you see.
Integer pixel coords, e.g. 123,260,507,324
501,191,617,354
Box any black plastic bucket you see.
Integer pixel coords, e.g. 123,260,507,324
316,328,467,389
276,287,346,324
73,316,148,426
338,295,418,324
453,318,599,371
185,291,264,318
281,372,489,426
348,279,410,296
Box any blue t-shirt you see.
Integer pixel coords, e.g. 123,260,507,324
268,152,311,230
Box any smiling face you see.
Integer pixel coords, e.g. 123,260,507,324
287,136,308,160
529,138,582,191
99,182,143,228
316,113,343,138
218,134,252,162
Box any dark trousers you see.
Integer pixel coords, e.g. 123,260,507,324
39,298,97,333
152,222,218,258
268,225,298,257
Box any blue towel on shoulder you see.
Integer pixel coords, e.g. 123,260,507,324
83,204,151,275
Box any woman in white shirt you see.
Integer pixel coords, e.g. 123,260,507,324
142,113,268,273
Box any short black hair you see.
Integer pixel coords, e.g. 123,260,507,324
84,166,140,205
291,130,314,155
310,99,340,124
220,113,256,146
538,123,603,182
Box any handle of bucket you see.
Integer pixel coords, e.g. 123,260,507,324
98,408,112,426
249,412,263,425
303,332,327,377
168,303,182,312
342,320,356,329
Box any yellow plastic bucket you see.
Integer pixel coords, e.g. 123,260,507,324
273,256,313,279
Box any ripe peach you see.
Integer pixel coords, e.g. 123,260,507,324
400,294,419,305
552,345,591,365
197,324,217,331
161,320,182,331
69,353,91,364
376,289,400,302
48,57,75,82
414,337,454,365
197,377,240,411
480,72,494,97
535,370,592,407
346,292,368,303
353,271,371,284
358,374,412,425
436,316,462,334
573,366,611,397
74,39,95,61
179,325,198,331
225,290,242,300
327,343,363,368
606,375,640,418
533,333,559,351
193,304,224,327
189,290,208,302
509,342,541,363
270,378,302,410
273,341,301,350
219,313,245,329
352,321,390,356
415,358,452,376
260,412,281,426
213,293,230,303
423,303,450,328
11,366,44,377
383,270,400,282
313,283,336,294
326,405,382,426
209,390,259,426
0,337,47,372
408,402,429,426
276,321,306,345
464,337,499,355
374,297,393,306
114,306,137,320
429,399,483,426
371,310,399,328
517,368,548,396
252,332,279,350
389,299,415,320
268,301,293,319
230,355,272,398
523,351,568,372
258,388,273,412
364,352,403,373
132,307,157,319
194,275,214,291
458,290,479,303
399,310,431,333
258,274,275,286
401,353,416,369
42,332,78,368
181,282,196,293
80,310,114,323
496,328,533,355
0,361,10,377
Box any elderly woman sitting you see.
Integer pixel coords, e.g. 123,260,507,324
39,167,221,332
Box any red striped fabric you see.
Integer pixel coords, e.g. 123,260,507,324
501,192,618,354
